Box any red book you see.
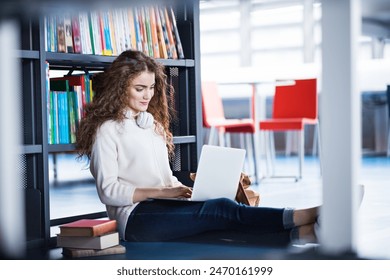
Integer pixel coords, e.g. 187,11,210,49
59,219,117,237
71,16,82,54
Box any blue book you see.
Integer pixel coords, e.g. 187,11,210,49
133,7,143,52
57,91,70,144
51,91,59,144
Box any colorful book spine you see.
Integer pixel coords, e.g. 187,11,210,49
51,91,59,144
101,11,113,56
45,61,52,144
89,11,102,55
44,16,50,52
127,8,137,51
50,15,57,52
57,91,70,144
71,15,82,54
149,6,160,58
133,7,143,52
108,10,118,55
169,7,185,59
155,5,168,59
144,7,154,58
158,7,172,59
64,15,74,53
68,90,77,143
44,5,184,59
120,9,131,51
56,15,66,53
164,7,178,59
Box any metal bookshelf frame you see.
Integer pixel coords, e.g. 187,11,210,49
18,0,202,247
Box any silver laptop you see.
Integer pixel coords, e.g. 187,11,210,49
190,145,246,201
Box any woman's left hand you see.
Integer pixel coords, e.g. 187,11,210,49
160,185,192,199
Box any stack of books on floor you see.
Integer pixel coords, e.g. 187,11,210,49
57,219,126,258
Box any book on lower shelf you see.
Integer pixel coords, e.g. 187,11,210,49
62,244,126,258
59,219,117,237
57,231,119,250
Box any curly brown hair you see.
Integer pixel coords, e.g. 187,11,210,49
76,50,175,160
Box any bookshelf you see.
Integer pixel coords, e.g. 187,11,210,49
19,0,202,247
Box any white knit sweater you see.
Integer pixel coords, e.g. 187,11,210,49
90,110,182,240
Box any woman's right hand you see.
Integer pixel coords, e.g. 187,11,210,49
132,185,192,203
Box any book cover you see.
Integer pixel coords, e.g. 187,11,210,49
164,7,178,59
155,5,168,59
56,15,66,53
158,6,172,59
64,15,74,53
62,244,126,258
59,219,117,237
57,231,119,250
71,15,82,54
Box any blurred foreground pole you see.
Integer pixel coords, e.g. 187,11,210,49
0,18,25,259
320,0,361,255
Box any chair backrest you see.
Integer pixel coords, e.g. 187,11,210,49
201,81,226,128
272,78,317,119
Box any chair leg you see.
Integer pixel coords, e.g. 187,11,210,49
316,121,323,176
240,133,254,173
298,129,304,180
251,133,261,183
208,126,217,145
312,124,318,156
218,130,225,147
286,131,292,156
225,132,231,147
270,131,276,176
263,131,271,177
264,131,275,177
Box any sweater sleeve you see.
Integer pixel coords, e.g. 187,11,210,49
90,124,136,207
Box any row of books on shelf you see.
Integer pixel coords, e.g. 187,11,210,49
45,5,184,59
57,219,126,258
46,62,95,144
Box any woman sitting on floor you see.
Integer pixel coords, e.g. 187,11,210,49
76,50,319,243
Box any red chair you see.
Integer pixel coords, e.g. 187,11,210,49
259,78,321,181
202,81,260,182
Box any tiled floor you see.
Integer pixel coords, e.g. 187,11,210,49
48,153,390,260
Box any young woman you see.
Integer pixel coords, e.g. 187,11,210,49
76,50,319,243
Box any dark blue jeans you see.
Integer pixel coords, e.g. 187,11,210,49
125,198,288,242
